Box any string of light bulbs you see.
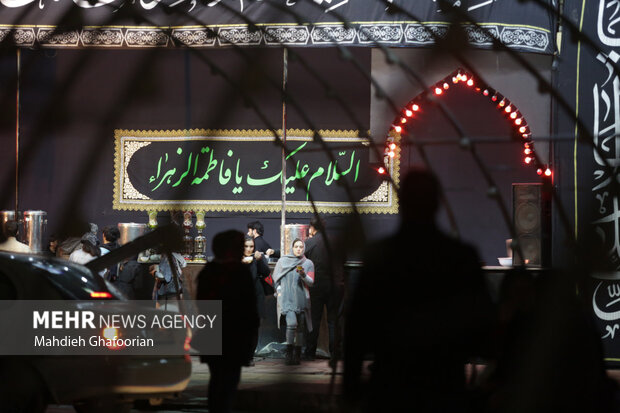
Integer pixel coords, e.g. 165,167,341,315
380,69,552,178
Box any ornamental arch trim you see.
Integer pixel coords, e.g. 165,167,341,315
381,68,551,178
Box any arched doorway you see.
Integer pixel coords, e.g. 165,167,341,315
382,69,551,265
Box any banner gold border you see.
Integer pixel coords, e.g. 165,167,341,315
113,128,399,214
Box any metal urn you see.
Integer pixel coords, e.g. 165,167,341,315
182,211,194,261
0,210,16,237
282,224,309,255
117,223,148,246
23,210,47,254
193,211,206,263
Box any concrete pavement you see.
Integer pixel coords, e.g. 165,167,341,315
45,356,345,412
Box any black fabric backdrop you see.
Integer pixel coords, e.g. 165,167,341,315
0,50,16,212
0,0,555,53
5,47,372,241
0,45,548,264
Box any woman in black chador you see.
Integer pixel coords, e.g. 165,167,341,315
242,236,272,319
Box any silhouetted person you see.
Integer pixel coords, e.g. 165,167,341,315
101,226,120,252
485,268,617,413
0,220,30,253
56,220,91,258
247,220,279,258
46,234,59,257
114,256,155,300
304,216,344,361
196,230,259,413
101,226,121,280
343,168,493,412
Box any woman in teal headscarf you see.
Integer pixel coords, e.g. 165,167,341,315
272,238,315,365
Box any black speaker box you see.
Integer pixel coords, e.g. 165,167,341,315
512,183,551,267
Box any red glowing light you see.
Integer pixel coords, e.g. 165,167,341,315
515,118,522,125
537,168,543,175
401,117,407,124
499,100,506,107
505,106,512,113
389,143,396,150
461,74,468,82
405,109,413,117
452,76,458,84
443,82,449,90
435,87,443,95
467,78,474,86
412,104,420,111
519,126,527,133
524,157,532,164
524,148,532,155
394,125,402,133
544,168,552,177
491,95,498,102
377,166,386,174
483,89,489,96
91,292,112,298
510,112,517,119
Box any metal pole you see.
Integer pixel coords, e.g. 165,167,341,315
281,48,288,254
15,48,20,215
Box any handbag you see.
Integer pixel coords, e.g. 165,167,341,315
261,273,275,296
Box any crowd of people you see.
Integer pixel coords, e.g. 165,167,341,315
0,211,344,366
2,167,618,412
0,220,178,303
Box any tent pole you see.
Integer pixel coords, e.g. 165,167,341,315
280,47,288,254
15,48,20,215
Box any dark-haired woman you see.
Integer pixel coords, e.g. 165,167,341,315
242,236,271,320
272,238,314,365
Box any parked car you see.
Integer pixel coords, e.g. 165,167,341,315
0,251,192,413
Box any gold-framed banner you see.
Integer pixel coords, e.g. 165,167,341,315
113,129,399,214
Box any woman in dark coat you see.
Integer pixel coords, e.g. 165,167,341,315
242,236,271,319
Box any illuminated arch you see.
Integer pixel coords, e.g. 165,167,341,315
380,68,552,178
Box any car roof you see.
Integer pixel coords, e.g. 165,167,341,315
0,252,117,300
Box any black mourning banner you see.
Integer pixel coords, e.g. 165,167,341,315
114,129,398,214
589,274,620,367
556,1,620,268
556,1,620,365
0,0,554,53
